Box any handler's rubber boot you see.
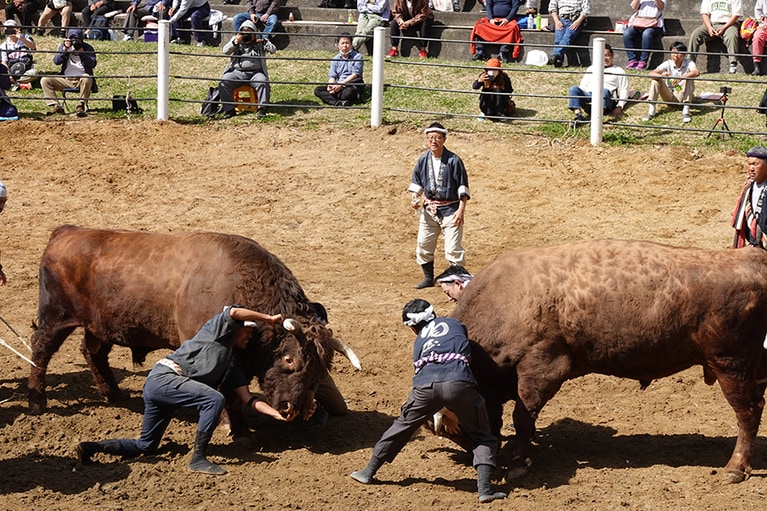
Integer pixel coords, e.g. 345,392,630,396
77,439,141,464
350,455,383,484
413,262,434,289
188,430,227,475
476,464,507,504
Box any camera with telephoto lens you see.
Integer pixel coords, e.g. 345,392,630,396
69,36,83,50
4,27,16,36
720,86,732,94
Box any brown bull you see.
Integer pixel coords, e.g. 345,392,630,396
451,239,767,484
28,225,359,422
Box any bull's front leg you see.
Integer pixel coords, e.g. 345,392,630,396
81,334,124,402
719,376,765,484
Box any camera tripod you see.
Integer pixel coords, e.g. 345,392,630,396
707,91,732,139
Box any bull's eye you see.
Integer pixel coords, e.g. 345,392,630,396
283,353,296,369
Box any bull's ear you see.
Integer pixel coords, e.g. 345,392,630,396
283,318,302,332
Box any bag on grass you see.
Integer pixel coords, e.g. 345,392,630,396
112,95,142,113
86,16,110,40
200,86,222,117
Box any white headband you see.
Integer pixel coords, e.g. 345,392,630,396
437,274,472,284
403,305,436,327
424,126,448,135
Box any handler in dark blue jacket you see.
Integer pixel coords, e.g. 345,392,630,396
77,305,285,475
350,298,506,504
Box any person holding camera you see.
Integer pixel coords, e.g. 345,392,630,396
40,28,97,118
0,20,37,91
313,33,365,107
642,41,699,124
471,57,513,121
217,20,269,120
232,0,280,48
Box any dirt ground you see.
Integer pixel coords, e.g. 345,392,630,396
0,119,764,510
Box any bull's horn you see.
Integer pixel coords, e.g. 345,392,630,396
283,318,301,332
330,337,362,370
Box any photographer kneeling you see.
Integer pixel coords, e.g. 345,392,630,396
217,20,270,120
40,28,97,118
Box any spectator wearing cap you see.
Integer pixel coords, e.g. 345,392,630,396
471,57,513,121
0,181,7,285
567,43,628,125
435,265,473,302
732,146,767,248
350,298,506,504
408,122,470,289
1,20,37,91
77,305,285,474
40,28,97,118
5,0,43,34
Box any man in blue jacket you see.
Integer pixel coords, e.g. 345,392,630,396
350,299,507,504
40,28,97,118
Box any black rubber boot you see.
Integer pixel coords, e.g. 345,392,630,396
76,442,102,465
477,464,507,504
77,439,141,464
413,261,434,289
350,455,383,484
188,430,227,475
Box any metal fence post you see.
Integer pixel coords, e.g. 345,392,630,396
371,26,385,128
157,20,170,121
590,37,605,146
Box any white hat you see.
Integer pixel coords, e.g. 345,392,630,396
525,50,549,67
0,181,7,198
3,20,17,27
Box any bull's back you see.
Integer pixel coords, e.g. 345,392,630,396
455,240,767,380
36,225,287,349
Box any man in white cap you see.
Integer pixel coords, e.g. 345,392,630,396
77,305,286,474
0,20,37,91
0,181,6,285
408,122,470,289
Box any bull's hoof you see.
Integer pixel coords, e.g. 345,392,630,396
722,468,750,484
28,390,47,415
504,457,532,482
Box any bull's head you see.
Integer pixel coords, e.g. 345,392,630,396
257,317,359,421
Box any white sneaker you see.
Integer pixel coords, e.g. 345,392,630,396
642,113,654,122
729,62,737,74
263,40,276,54
196,41,206,47
122,34,133,41
682,114,692,123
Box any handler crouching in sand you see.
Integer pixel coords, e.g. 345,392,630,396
350,299,506,504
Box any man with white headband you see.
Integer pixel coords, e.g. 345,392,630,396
77,305,285,475
435,264,473,302
0,180,6,285
409,122,471,289
350,299,506,504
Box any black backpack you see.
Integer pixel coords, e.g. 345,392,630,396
86,16,110,40
200,86,222,117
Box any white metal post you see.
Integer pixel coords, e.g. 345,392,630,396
370,26,385,128
157,20,170,121
590,37,605,146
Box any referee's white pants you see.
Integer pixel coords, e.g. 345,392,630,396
415,209,466,267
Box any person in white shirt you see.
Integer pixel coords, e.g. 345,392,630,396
567,44,629,124
688,0,742,74
642,41,700,123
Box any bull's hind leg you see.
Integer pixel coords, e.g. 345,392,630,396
28,325,77,414
717,374,765,484
81,332,124,402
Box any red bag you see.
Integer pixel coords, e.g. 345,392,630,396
630,15,659,29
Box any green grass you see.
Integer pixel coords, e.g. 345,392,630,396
11,35,767,149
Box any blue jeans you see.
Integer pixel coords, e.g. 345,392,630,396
568,85,616,114
552,17,582,59
172,2,210,43
622,26,663,63
233,11,278,39
114,367,226,455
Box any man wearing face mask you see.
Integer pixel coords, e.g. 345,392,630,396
40,28,97,118
217,20,270,120
314,33,365,107
471,57,513,121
